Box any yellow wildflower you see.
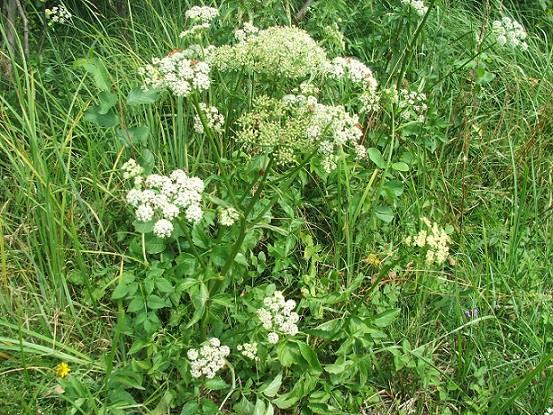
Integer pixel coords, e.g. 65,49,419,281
364,253,381,267
55,362,71,378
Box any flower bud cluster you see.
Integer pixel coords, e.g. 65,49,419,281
194,103,225,134
257,291,299,344
179,7,218,38
218,207,240,226
492,17,528,50
45,4,72,25
398,89,428,122
237,342,258,360
404,217,451,265
139,52,210,97
401,0,428,17
123,160,204,238
324,57,377,90
187,338,230,379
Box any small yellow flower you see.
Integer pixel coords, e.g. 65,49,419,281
364,253,381,267
55,362,71,378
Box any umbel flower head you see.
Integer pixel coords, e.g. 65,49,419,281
45,4,72,25
404,217,452,265
237,94,366,172
122,159,204,238
138,51,211,97
187,338,230,379
257,291,300,344
211,26,328,79
492,17,528,50
194,103,225,134
401,0,428,16
179,6,219,38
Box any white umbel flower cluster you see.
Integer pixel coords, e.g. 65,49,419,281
193,103,225,134
257,291,299,344
45,4,72,25
398,88,428,122
235,22,260,44
187,338,230,379
185,6,218,23
179,6,219,38
122,160,204,238
281,93,364,173
404,217,451,265
492,17,528,50
139,52,210,97
218,207,240,226
324,57,377,88
237,342,258,360
401,0,428,16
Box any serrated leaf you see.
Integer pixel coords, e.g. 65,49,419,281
253,399,266,415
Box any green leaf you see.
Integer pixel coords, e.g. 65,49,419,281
84,106,120,128
324,360,351,374
391,162,409,172
98,91,118,114
155,278,173,294
145,235,166,254
111,283,129,300
297,341,322,373
127,297,144,313
260,372,282,397
146,294,167,310
74,57,111,91
117,126,149,147
374,308,400,327
204,377,229,391
133,220,154,234
180,402,199,415
374,205,394,223
253,399,266,415
127,88,161,106
186,283,208,328
368,147,386,168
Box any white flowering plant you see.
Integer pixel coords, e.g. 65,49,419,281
68,2,460,413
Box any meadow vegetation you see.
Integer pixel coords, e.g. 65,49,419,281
0,0,552,414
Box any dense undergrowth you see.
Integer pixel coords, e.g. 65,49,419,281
1,0,552,414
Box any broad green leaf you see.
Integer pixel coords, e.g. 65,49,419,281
253,399,266,415
374,308,400,327
297,341,322,373
117,126,149,147
204,377,229,391
84,106,119,128
368,147,386,168
127,297,144,313
180,402,199,415
98,91,118,114
391,162,409,172
260,372,282,397
111,283,129,300
374,205,394,223
146,294,167,310
155,278,173,293
74,57,111,91
127,88,161,105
